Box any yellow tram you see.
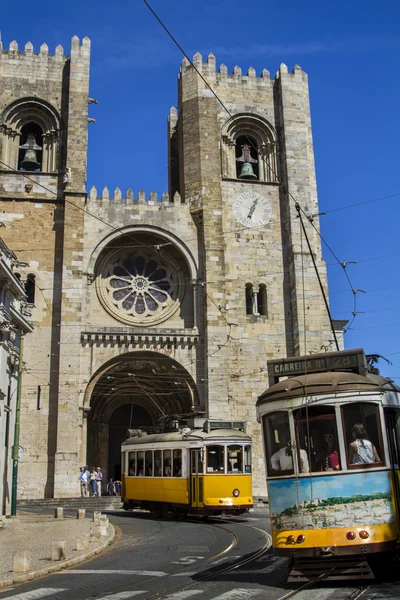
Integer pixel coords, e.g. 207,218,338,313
121,420,253,516
256,348,400,579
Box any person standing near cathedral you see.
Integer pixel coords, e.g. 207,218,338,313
95,467,103,497
90,467,97,497
79,466,90,497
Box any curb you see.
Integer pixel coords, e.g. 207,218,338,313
0,524,116,590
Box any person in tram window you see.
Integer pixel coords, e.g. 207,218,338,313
349,423,381,464
270,431,309,473
321,432,340,471
164,460,172,476
137,462,144,476
173,460,182,477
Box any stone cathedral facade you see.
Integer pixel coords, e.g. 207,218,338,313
0,35,336,499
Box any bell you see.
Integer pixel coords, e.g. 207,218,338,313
238,162,257,179
20,149,41,171
19,133,41,171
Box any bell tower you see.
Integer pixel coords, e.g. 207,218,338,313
170,54,332,495
0,36,91,497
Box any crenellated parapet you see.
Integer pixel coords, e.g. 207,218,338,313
0,36,90,76
179,52,307,86
88,186,185,207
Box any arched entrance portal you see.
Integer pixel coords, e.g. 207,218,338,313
85,352,200,482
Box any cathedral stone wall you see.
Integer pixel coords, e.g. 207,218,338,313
0,37,333,500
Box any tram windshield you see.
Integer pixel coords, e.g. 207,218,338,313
342,402,384,467
294,406,340,473
227,445,243,473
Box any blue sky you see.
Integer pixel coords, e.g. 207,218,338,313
2,0,400,379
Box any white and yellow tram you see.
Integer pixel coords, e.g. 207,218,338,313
257,349,400,578
121,421,253,516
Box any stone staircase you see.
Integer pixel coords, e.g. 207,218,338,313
17,496,123,512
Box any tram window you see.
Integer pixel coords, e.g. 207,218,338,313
154,450,162,477
385,409,400,466
128,451,136,476
173,449,182,476
163,449,172,476
342,403,383,467
137,451,144,476
207,445,225,473
294,406,339,473
145,450,153,476
263,412,294,476
244,445,252,473
227,445,243,473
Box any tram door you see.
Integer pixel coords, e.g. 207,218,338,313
384,410,400,525
191,449,204,508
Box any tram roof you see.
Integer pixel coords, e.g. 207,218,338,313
122,428,252,446
256,371,400,405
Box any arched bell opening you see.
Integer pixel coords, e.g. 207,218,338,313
235,134,259,180
84,351,200,482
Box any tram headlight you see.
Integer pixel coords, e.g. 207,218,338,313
232,488,240,497
346,531,356,540
359,530,369,539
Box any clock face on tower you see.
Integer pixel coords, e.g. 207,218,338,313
233,191,273,228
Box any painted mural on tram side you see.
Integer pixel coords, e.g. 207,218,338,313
268,471,394,531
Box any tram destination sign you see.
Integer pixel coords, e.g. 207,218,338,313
204,420,246,432
267,348,368,385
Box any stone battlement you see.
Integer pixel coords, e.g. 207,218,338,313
0,35,90,62
88,186,183,206
180,52,306,84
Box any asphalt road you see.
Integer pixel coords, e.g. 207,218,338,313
1,510,400,600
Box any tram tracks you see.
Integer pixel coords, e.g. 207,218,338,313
105,520,273,600
275,575,372,600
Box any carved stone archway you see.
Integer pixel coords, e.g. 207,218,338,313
84,351,200,482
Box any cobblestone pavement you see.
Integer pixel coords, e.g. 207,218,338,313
0,511,115,588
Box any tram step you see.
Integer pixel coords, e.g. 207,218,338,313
288,558,375,582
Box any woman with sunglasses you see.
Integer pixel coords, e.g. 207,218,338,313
321,432,340,471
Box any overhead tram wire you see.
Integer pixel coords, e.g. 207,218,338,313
142,0,352,350
323,192,400,214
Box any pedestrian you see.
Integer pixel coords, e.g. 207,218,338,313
95,467,103,497
114,480,122,496
90,466,97,497
106,478,115,496
79,465,90,497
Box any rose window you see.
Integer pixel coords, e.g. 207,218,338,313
98,250,182,325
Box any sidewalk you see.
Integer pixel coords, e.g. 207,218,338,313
0,510,115,589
